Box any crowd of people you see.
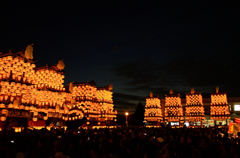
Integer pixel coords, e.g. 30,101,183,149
0,125,239,158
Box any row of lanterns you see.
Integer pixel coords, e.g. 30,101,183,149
0,51,117,124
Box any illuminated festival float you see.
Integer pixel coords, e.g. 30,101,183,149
164,90,184,126
210,87,230,125
185,88,205,126
144,92,163,126
0,45,117,131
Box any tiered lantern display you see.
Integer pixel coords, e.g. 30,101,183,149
0,49,38,125
0,45,117,129
31,65,66,123
210,87,230,121
164,90,183,124
97,84,117,125
68,81,117,125
185,88,205,123
144,92,163,125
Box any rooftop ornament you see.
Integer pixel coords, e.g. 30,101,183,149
57,60,65,70
25,44,34,60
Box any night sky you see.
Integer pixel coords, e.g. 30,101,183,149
1,1,240,113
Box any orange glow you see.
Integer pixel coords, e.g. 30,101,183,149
144,92,163,123
0,49,117,126
164,90,183,122
210,87,230,120
125,112,129,116
185,88,205,122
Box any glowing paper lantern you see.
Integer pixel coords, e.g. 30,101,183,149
34,112,38,116
0,103,5,108
2,109,8,115
55,105,60,112
8,104,13,108
43,116,48,120
0,116,6,121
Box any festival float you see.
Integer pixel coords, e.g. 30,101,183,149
185,88,205,126
0,45,117,131
144,92,163,127
164,90,184,126
210,87,230,126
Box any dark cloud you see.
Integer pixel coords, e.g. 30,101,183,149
111,49,240,107
113,92,145,113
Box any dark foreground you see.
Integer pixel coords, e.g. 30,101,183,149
0,126,239,158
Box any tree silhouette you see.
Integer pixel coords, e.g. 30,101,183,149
134,102,145,126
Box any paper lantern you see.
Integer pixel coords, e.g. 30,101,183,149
30,106,34,110
34,111,38,116
43,116,48,120
55,105,60,112
33,117,38,122
2,109,8,115
8,104,13,108
0,103,5,108
1,116,6,121
64,106,69,114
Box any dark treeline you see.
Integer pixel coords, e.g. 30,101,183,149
117,102,145,126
